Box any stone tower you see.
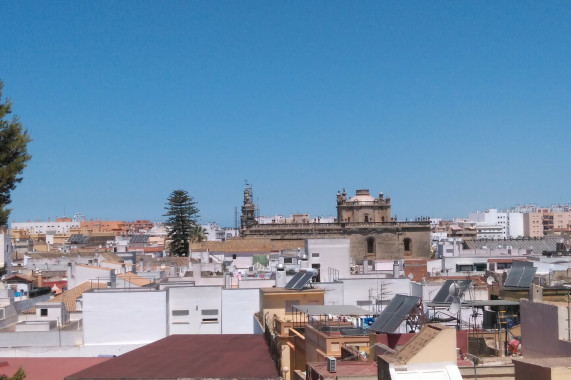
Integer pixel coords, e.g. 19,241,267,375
337,189,391,223
240,184,257,231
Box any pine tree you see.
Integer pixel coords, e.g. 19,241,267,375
0,81,32,226
164,190,200,256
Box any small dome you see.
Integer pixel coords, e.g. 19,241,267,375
348,189,375,203
277,263,285,270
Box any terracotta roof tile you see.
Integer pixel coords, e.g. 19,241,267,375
116,273,154,287
66,334,280,379
190,238,304,252
24,281,108,314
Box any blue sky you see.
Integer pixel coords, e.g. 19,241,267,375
1,1,570,227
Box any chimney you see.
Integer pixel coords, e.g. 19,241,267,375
393,260,400,278
275,263,287,288
36,270,43,287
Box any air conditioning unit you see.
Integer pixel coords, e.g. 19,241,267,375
326,356,336,373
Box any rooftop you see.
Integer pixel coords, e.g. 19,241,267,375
65,334,280,380
0,357,111,380
23,281,108,314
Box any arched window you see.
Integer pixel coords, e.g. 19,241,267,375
403,238,412,252
367,237,375,254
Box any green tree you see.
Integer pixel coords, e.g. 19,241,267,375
164,190,200,256
0,367,26,380
0,81,32,226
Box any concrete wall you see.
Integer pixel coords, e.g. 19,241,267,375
306,238,351,281
520,299,571,357
221,288,260,334
167,286,222,334
83,289,167,346
68,264,114,289
0,330,83,348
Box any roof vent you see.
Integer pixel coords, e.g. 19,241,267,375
326,356,336,373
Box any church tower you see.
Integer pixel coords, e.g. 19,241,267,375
240,183,257,232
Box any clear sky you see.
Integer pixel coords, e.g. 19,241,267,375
1,1,570,227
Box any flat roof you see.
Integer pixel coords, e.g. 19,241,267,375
427,300,520,307
292,304,372,316
261,286,324,294
308,361,377,377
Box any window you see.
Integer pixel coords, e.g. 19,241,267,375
172,310,190,316
474,263,487,271
40,309,48,317
311,252,320,258
232,254,236,260
367,237,375,254
201,318,219,324
201,309,219,316
456,264,474,272
403,238,412,252
283,257,293,264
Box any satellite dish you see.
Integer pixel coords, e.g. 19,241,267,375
160,263,166,270
487,276,494,285
449,282,460,297
421,277,427,286
408,273,414,280
449,296,461,314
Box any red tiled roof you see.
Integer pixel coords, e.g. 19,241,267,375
308,361,377,377
66,335,280,380
142,246,163,252
0,357,111,380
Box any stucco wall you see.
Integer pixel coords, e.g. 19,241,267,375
83,290,167,345
167,286,222,334
520,299,571,357
221,288,259,334
306,238,351,281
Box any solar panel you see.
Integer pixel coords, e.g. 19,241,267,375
517,267,537,287
432,280,472,303
504,266,524,287
369,295,420,333
284,272,314,290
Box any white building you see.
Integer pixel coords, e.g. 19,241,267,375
11,219,80,235
1,230,12,276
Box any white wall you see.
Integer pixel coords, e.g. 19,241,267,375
221,288,260,334
1,233,12,275
11,220,79,235
306,238,351,281
167,286,222,334
83,289,167,345
68,264,114,289
507,212,524,238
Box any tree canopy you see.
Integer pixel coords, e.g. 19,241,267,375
0,81,32,226
164,190,200,256
0,367,26,380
